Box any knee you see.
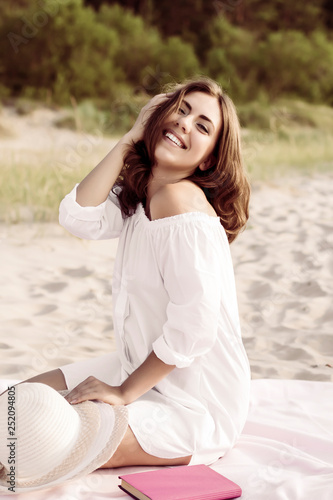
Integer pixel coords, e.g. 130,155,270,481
24,369,68,391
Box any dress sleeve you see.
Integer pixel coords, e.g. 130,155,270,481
152,220,223,368
59,184,124,240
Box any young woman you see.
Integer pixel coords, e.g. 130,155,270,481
24,77,251,468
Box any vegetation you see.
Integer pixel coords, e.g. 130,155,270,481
1,0,333,105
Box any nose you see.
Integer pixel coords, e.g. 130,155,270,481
175,115,191,133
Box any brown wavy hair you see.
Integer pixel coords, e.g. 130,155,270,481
113,77,250,243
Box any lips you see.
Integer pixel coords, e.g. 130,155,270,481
163,129,187,149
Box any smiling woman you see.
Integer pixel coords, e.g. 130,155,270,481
12,77,251,490
116,77,250,242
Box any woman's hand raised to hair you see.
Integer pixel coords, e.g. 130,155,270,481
72,93,172,208
125,93,172,144
65,376,127,406
72,92,172,208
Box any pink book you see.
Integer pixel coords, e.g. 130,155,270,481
118,464,242,500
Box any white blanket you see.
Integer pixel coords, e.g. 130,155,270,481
0,378,332,499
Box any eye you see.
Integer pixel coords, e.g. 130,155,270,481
178,107,186,115
198,123,209,134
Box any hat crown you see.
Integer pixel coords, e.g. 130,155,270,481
0,383,80,479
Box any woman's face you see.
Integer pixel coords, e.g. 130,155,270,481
153,91,222,176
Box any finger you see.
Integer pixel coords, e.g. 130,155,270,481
65,389,81,404
67,392,91,405
147,93,169,108
155,92,172,102
65,377,95,404
67,377,108,405
140,94,168,124
66,386,96,405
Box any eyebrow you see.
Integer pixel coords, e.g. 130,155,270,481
183,100,215,131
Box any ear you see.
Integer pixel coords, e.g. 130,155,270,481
198,155,216,172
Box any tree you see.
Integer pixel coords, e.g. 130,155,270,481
218,0,325,34
0,0,120,103
205,17,258,101
256,30,333,102
323,0,333,29
96,4,200,93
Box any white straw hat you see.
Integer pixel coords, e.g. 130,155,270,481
0,382,128,493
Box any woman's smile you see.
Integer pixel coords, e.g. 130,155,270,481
163,129,187,149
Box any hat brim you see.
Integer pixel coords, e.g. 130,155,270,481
0,391,128,493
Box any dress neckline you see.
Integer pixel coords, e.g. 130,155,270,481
138,202,220,225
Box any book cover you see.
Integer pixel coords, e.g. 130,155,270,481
118,464,242,500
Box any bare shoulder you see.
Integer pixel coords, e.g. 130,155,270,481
149,180,217,221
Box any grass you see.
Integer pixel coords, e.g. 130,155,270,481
242,127,333,180
0,97,332,223
238,98,333,180
0,161,90,223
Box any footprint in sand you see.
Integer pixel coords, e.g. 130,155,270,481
247,281,273,300
0,343,11,349
41,282,68,293
290,280,326,298
34,304,58,316
310,332,333,356
273,344,312,361
62,266,92,278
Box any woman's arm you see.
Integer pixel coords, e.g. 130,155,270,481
76,136,132,207
75,93,169,207
64,352,175,406
120,351,175,403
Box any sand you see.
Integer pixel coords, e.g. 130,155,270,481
0,105,332,383
231,175,333,381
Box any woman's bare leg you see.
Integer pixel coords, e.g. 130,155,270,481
1,375,190,467
0,369,67,397
100,426,191,468
3,373,190,467
22,369,68,391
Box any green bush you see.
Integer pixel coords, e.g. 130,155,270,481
155,36,200,88
238,98,333,132
96,4,160,88
237,102,272,130
54,99,109,134
205,17,259,101
256,30,333,103
0,0,121,104
96,4,200,93
1,0,332,108
0,1,200,104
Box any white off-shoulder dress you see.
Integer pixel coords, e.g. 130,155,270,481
58,185,251,465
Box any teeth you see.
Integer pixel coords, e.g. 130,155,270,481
165,131,184,148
